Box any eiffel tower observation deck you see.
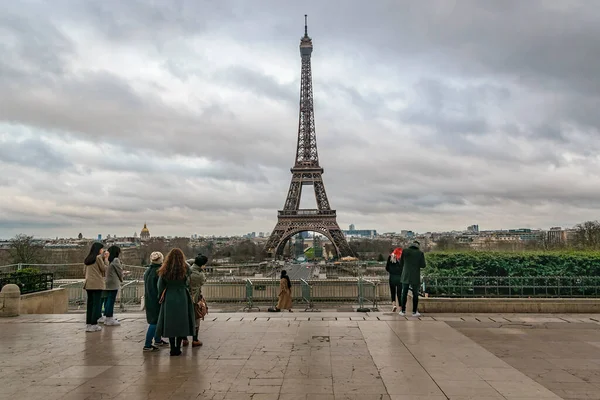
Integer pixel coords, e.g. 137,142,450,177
265,16,353,258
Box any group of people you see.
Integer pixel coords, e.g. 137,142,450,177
142,249,208,356
386,240,426,316
82,242,128,332
82,243,208,356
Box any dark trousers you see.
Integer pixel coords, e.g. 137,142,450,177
389,282,402,303
102,290,118,317
85,289,103,325
400,283,419,313
169,337,182,354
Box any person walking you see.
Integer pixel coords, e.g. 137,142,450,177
83,242,108,332
189,254,208,347
276,270,293,312
399,241,426,317
156,248,196,356
143,251,168,351
99,245,124,326
386,247,403,312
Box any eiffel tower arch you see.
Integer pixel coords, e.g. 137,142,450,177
265,16,354,259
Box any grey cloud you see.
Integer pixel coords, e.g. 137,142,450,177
213,66,297,104
0,138,72,171
3,0,600,237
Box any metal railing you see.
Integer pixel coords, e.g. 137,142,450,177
0,263,146,280
243,279,260,312
421,276,600,298
0,272,54,295
57,280,86,307
357,278,379,312
301,279,318,311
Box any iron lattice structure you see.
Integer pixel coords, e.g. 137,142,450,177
265,16,354,258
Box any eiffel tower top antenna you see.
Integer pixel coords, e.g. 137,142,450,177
304,14,308,37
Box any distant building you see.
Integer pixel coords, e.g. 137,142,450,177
400,230,415,238
140,223,150,241
467,225,479,233
343,226,377,238
97,234,102,241
349,224,355,231
547,227,566,244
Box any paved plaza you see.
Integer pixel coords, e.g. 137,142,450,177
1,312,600,400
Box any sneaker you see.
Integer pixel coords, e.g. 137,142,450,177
192,340,203,347
143,345,159,352
97,316,106,324
398,311,406,316
412,312,422,317
155,339,169,346
87,324,102,332
105,317,121,326
392,305,397,312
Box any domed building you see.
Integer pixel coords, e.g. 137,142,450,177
140,223,150,241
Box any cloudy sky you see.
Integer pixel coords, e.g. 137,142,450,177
1,0,600,239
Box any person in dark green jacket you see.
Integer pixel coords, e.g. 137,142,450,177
399,241,426,317
386,247,403,312
156,248,196,356
142,251,167,351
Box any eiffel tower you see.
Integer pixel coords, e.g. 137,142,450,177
265,16,353,258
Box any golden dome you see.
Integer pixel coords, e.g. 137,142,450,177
140,223,150,239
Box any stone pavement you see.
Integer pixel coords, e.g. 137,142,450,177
0,312,599,400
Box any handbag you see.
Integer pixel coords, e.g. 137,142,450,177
194,295,208,320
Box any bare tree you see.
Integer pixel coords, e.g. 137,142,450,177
573,221,600,249
9,234,45,264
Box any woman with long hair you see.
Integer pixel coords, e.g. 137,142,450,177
83,242,108,332
276,270,292,312
98,245,124,326
155,248,195,356
386,247,403,312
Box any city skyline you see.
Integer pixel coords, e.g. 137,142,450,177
2,2,600,238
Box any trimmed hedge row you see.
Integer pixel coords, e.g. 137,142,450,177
424,251,600,277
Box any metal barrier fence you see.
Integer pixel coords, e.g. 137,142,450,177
422,276,600,297
301,279,318,311
0,272,54,294
0,263,147,280
357,278,379,312
243,279,260,312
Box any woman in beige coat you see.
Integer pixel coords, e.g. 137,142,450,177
83,242,108,332
276,270,292,312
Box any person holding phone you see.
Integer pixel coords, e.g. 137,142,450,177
83,242,108,332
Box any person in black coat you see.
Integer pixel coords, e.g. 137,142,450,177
386,248,403,312
399,241,426,317
142,251,167,351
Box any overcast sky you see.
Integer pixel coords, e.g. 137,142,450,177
1,1,600,239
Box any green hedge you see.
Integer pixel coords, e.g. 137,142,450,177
424,252,600,277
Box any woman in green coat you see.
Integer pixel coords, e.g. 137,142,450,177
156,248,196,356
399,241,426,317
